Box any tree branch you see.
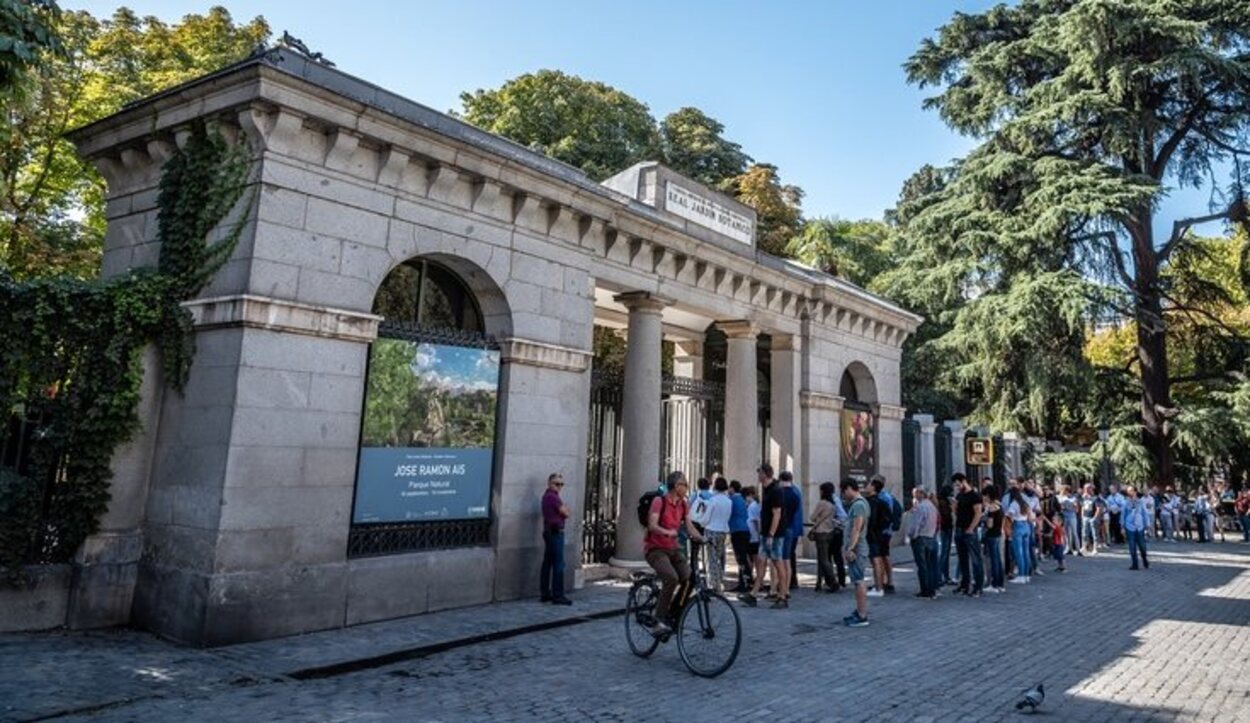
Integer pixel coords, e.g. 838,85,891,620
1151,99,1206,178
1158,211,1229,263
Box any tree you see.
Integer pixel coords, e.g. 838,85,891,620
659,107,751,187
458,70,661,182
0,0,61,94
0,7,269,279
718,163,803,256
896,0,1250,483
785,217,891,288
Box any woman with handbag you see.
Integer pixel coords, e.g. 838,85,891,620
810,482,841,593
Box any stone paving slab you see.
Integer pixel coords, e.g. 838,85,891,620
3,542,1249,722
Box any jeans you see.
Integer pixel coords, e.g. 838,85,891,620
830,529,847,588
1029,523,1040,569
1240,515,1250,542
937,528,953,583
984,535,1004,588
540,528,565,599
1012,521,1032,578
706,531,728,591
814,532,839,590
1161,512,1174,540
955,530,984,591
1064,512,1080,551
1196,512,1209,542
1126,529,1149,568
646,547,690,622
911,536,938,595
1083,517,1099,552
729,530,753,588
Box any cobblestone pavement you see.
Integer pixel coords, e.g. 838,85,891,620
3,541,1249,722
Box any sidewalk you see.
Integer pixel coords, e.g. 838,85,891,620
1,578,630,722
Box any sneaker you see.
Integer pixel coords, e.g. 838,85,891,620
1008,577,1027,584
550,597,573,606
770,598,789,609
1033,569,1045,576
883,584,896,594
540,596,552,603
737,592,758,607
867,589,885,598
843,612,869,627
984,587,1001,594
965,589,981,598
644,619,672,637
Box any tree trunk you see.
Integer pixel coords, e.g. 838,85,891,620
1131,220,1174,485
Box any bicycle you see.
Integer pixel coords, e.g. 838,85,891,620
623,541,742,677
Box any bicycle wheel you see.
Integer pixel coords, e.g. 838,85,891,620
675,590,741,677
624,579,661,658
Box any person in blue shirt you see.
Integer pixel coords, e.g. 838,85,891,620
726,479,753,592
781,471,804,594
1123,485,1151,570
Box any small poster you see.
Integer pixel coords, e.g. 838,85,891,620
840,408,877,480
965,437,994,466
353,338,500,523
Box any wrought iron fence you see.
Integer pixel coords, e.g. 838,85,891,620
1,407,65,565
935,423,952,489
582,372,623,565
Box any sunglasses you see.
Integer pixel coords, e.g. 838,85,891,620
553,481,564,487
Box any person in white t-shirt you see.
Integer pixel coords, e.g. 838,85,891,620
702,478,734,592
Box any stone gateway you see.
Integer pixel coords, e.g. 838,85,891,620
61,48,920,645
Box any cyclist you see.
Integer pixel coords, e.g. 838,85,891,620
643,470,703,636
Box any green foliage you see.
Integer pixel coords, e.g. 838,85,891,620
1,122,251,578
458,69,661,182
1031,451,1098,482
786,217,891,288
0,0,61,94
894,0,1250,481
458,71,804,254
0,6,268,279
718,163,803,256
659,107,751,187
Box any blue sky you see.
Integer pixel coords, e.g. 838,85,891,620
70,0,1227,235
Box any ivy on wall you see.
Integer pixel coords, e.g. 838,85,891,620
0,121,250,579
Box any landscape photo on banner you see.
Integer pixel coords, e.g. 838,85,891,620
353,338,500,524
840,408,877,480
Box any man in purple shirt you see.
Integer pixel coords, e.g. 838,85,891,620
541,473,572,605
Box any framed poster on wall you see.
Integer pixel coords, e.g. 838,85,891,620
840,406,877,480
352,337,500,524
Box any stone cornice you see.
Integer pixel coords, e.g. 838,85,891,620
800,391,844,411
718,320,759,339
70,56,921,348
184,294,380,342
499,338,592,373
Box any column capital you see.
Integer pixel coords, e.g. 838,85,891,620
770,333,801,352
614,291,670,314
717,319,759,339
944,419,965,436
672,339,704,356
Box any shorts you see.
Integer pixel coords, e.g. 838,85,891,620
748,541,760,556
869,538,891,559
847,557,866,585
782,535,797,558
762,536,785,560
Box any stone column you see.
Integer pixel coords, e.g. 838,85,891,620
610,292,668,568
877,404,907,502
769,334,801,477
672,339,703,380
1002,432,1021,479
945,420,966,480
720,320,759,484
914,413,937,492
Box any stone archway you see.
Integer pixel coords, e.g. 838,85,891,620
840,361,879,405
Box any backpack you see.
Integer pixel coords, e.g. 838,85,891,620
889,496,904,532
637,490,664,527
871,497,893,539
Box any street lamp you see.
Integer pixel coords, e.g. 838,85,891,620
1097,428,1110,494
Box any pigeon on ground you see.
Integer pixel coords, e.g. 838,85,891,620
1015,683,1045,713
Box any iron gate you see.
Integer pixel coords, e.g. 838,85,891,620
935,423,952,490
583,372,624,564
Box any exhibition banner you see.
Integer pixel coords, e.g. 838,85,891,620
840,407,877,480
353,338,499,524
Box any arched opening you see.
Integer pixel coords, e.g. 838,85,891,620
349,256,509,558
840,361,879,481
839,361,879,405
